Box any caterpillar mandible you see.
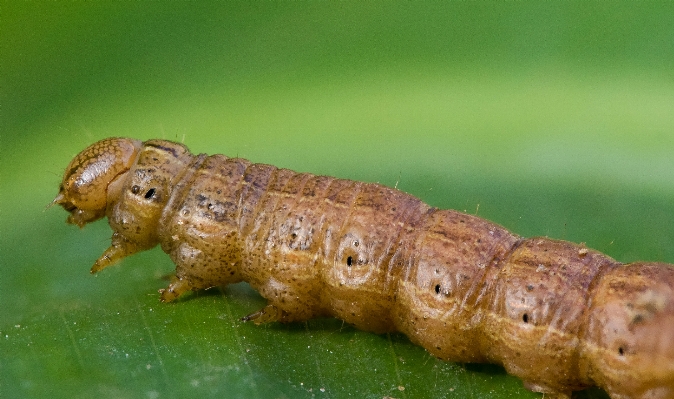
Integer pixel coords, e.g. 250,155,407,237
53,137,674,399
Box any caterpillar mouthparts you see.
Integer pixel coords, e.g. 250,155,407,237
55,137,674,399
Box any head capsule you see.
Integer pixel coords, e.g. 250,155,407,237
52,138,142,227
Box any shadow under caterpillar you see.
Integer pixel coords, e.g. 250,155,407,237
52,137,674,399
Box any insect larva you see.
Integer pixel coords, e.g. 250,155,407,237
53,137,674,399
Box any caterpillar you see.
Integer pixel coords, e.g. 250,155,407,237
52,137,674,399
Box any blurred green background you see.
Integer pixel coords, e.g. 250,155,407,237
2,2,674,398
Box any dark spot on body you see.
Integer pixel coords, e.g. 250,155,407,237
145,142,183,158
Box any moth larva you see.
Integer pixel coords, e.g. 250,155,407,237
53,137,674,399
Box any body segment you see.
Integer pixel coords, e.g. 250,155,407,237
54,137,674,399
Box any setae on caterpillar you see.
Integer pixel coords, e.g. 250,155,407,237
52,137,674,399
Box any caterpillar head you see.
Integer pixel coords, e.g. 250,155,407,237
584,263,674,399
52,138,142,227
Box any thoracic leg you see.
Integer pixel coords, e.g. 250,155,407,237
241,304,283,324
91,233,145,274
159,276,194,302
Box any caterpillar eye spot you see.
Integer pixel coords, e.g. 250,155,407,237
56,137,674,399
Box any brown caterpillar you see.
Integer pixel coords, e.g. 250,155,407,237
52,137,674,399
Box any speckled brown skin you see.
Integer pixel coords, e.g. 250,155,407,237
54,137,674,399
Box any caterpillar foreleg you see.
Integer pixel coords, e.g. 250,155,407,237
159,276,194,303
54,137,674,399
91,233,144,274
241,304,283,325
